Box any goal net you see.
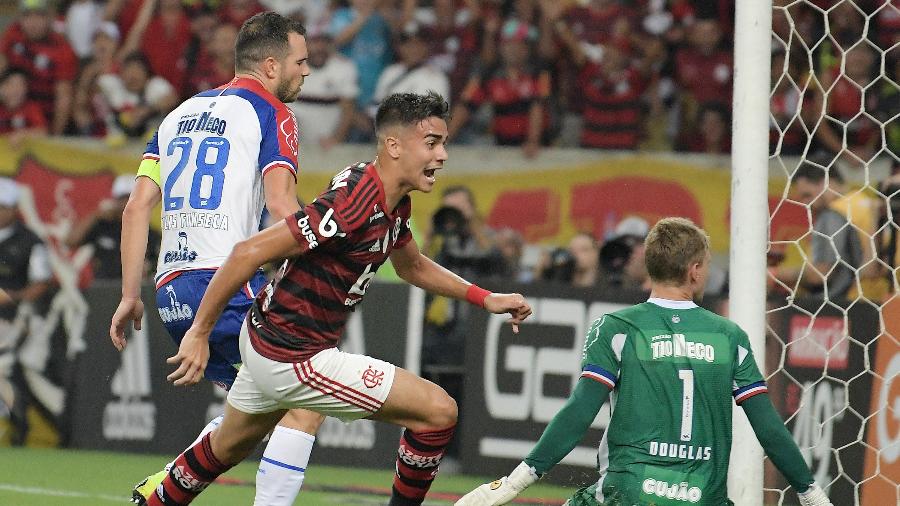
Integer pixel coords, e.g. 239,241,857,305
766,1,899,505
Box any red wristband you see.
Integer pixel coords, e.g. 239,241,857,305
466,284,491,307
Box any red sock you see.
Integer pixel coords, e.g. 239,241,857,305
146,433,233,505
390,425,456,505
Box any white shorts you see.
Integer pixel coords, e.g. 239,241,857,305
227,322,396,422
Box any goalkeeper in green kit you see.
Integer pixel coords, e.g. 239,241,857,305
456,218,832,506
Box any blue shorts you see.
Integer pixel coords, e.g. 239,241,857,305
155,269,267,389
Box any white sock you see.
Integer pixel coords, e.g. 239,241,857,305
166,414,223,471
254,425,315,506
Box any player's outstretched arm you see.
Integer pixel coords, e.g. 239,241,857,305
390,239,532,332
110,176,160,351
455,378,610,505
167,221,302,386
741,393,834,506
390,238,476,296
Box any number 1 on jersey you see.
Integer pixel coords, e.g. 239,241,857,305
678,369,694,441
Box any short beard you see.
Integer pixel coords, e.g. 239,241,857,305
275,79,300,103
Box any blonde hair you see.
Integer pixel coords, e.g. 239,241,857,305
644,217,710,284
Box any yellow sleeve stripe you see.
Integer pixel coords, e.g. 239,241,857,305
137,158,161,187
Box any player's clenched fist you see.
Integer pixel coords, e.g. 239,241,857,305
455,462,540,506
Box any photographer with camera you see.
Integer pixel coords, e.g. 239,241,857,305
421,185,505,466
599,216,651,294
772,162,864,301
422,186,503,343
426,204,504,277
536,232,602,288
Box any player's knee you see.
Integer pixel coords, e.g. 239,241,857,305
427,390,458,430
281,409,326,434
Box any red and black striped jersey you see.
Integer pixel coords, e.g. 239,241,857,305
248,162,413,363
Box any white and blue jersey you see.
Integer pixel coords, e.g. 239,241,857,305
137,77,300,388
141,77,299,285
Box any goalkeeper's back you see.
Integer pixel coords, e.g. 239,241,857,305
455,217,832,506
582,300,767,505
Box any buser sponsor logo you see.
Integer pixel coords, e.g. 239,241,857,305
296,215,319,248
641,479,701,503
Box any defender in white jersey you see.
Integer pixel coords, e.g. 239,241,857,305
149,75,297,282
109,12,325,506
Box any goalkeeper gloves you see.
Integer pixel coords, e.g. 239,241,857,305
798,484,833,506
454,462,540,506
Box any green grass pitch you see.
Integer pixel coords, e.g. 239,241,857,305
0,447,573,505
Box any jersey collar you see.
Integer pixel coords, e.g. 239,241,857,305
365,162,392,215
222,77,273,99
647,297,699,309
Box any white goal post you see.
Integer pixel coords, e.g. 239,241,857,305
731,1,900,505
729,1,773,505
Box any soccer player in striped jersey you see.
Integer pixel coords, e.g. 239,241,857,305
109,12,325,506
143,91,532,506
456,218,834,506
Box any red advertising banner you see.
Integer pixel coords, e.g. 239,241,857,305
787,315,849,370
1,138,809,258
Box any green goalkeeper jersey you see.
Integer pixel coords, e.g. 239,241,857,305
582,298,767,506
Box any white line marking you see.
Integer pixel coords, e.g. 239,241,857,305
0,483,127,502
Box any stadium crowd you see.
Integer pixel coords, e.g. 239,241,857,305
0,0,895,158
0,2,898,476
2,0,896,295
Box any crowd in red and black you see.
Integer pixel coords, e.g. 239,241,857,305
0,0,895,164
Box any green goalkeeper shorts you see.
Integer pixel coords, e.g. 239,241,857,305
563,484,639,506
563,483,736,506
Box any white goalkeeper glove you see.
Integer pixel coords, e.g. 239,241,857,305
798,484,833,506
454,462,540,506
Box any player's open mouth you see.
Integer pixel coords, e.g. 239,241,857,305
424,167,439,182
